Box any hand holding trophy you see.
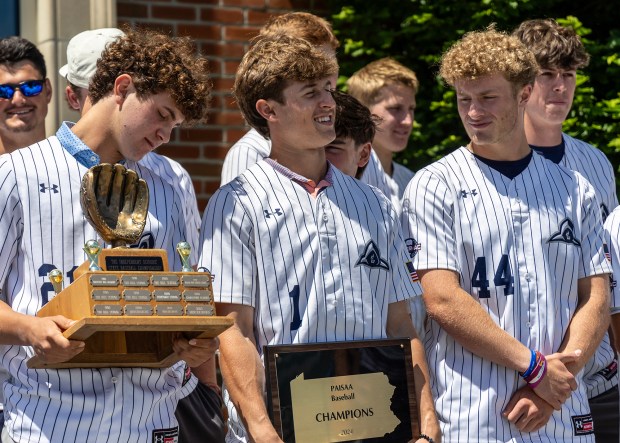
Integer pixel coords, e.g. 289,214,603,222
28,163,232,369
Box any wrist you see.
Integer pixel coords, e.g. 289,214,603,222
419,433,435,443
520,351,547,388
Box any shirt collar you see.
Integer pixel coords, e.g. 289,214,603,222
265,158,333,197
55,121,100,168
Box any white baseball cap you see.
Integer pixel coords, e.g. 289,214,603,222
59,28,125,89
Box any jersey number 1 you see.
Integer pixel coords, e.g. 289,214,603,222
471,255,514,298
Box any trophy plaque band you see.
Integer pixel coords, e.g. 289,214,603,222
264,338,419,443
28,248,233,369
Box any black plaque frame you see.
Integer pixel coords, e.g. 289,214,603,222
264,338,419,443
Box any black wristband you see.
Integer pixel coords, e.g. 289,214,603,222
419,434,435,443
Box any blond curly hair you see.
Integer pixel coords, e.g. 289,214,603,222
440,27,537,89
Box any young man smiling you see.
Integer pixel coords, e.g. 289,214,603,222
0,36,52,154
199,35,439,443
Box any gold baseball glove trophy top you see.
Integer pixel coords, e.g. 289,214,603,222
28,163,232,369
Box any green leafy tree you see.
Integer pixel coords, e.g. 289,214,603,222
329,1,620,190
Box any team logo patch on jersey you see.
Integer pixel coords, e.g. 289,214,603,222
152,426,179,443
264,208,283,218
547,218,581,246
405,261,419,283
596,359,618,381
356,240,389,270
39,183,59,193
405,238,421,258
571,414,594,436
604,243,612,263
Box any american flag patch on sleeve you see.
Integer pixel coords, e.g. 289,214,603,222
405,261,419,283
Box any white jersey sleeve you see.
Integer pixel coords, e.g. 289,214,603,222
220,128,271,185
604,207,620,309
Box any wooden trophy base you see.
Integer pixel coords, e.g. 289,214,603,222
27,248,233,369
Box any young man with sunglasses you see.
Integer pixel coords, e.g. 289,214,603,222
0,36,51,154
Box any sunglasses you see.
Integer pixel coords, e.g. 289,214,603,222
0,79,45,100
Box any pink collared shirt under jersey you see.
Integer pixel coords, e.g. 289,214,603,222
265,158,333,198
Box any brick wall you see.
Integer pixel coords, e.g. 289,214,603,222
117,0,328,211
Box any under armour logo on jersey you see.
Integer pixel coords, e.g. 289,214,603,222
460,189,478,199
130,232,155,249
39,183,59,193
264,208,283,218
355,240,389,270
547,218,581,246
153,427,179,443
405,238,421,258
571,414,594,436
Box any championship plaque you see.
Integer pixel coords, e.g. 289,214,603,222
27,164,233,369
264,339,419,443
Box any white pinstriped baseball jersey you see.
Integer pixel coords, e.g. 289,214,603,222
392,162,416,199
0,134,195,443
130,152,201,266
401,147,610,442
534,133,619,399
604,207,620,309
362,153,424,337
220,128,271,185
200,160,421,442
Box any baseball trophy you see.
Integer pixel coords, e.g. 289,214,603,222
28,163,233,369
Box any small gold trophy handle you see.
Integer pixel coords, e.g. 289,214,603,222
83,239,103,271
48,269,64,295
176,241,193,272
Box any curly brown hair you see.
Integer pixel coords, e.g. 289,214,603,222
89,28,211,124
513,19,590,71
233,35,339,138
439,27,537,89
346,57,418,107
258,12,339,50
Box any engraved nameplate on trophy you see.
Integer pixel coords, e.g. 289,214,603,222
122,275,150,287
124,289,151,302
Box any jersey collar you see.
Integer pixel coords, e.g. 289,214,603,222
265,158,333,197
56,121,100,168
